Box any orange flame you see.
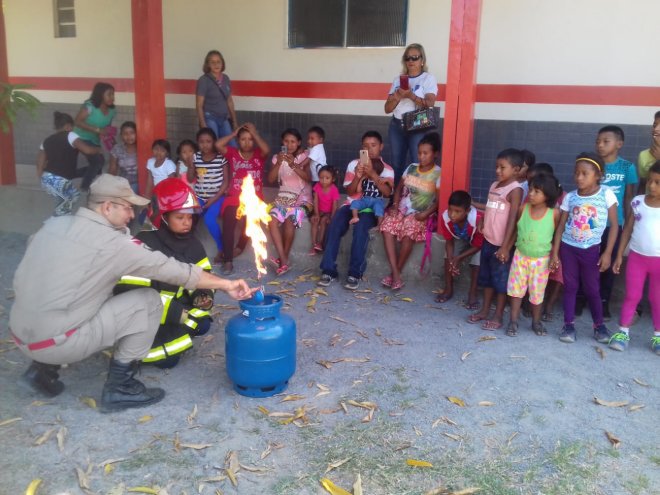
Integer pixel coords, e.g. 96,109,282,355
237,175,271,277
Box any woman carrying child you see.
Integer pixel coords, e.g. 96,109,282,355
380,135,441,290
215,123,270,275
187,128,229,263
550,152,618,344
267,128,312,275
506,173,560,337
37,112,101,216
609,160,660,354
310,165,340,253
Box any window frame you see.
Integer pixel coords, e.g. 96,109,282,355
53,0,76,39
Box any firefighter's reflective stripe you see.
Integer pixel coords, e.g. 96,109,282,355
184,308,210,331
118,275,151,286
196,257,212,270
159,291,176,324
142,334,193,363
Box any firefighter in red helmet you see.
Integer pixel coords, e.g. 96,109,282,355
114,178,215,368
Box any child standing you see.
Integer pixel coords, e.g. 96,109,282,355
176,139,198,188
609,161,660,354
108,121,138,192
145,139,177,200
215,122,270,275
636,111,660,194
437,190,484,309
518,149,536,201
37,111,101,216
551,152,619,344
468,149,523,330
506,174,560,336
310,165,340,253
595,125,638,320
307,126,327,184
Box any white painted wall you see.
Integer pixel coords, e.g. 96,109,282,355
4,0,658,122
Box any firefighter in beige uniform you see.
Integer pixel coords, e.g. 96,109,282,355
9,174,256,413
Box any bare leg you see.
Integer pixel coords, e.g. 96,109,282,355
510,296,522,323
349,209,360,225
471,287,494,321
468,265,479,306
492,293,508,325
268,220,285,265
282,218,296,265
543,280,561,320
394,236,415,281
437,258,454,299
382,231,398,280
310,215,319,246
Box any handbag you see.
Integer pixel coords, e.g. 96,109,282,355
402,106,440,133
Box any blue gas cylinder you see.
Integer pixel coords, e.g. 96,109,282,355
225,294,296,398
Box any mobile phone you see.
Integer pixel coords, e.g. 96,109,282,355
399,75,409,90
359,149,369,165
280,145,287,154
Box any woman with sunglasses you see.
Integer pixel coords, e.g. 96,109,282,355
384,43,438,184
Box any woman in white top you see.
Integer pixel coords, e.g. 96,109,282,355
384,43,438,183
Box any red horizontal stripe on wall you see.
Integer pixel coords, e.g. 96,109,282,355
8,76,659,106
9,76,135,92
477,84,660,107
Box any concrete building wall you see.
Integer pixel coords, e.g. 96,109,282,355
6,0,659,199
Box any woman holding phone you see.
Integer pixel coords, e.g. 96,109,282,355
384,43,438,183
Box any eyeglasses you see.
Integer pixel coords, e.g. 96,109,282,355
404,55,422,62
110,201,134,213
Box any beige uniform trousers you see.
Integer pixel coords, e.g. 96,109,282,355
21,289,162,365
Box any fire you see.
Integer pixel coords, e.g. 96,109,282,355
237,175,271,277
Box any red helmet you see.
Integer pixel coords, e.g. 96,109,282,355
149,178,201,228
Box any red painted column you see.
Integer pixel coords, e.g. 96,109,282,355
439,0,482,215
131,0,166,194
0,3,17,186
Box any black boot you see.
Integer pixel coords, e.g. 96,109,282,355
101,359,165,413
19,361,65,397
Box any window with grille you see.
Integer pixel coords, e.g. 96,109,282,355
54,0,76,38
288,0,407,48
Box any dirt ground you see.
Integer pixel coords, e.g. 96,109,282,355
0,230,658,495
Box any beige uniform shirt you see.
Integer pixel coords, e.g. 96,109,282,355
9,208,203,344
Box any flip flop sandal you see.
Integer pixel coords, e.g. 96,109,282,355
463,301,479,310
467,313,487,324
276,264,290,276
435,291,453,303
268,257,281,268
506,321,518,337
313,244,324,252
541,312,554,322
482,320,503,331
391,280,405,291
381,275,393,288
532,321,548,336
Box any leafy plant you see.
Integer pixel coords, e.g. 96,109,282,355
0,82,41,132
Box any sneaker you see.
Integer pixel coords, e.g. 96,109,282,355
602,301,612,322
317,274,336,287
593,324,611,344
608,332,630,351
651,336,660,356
559,324,576,343
344,276,359,290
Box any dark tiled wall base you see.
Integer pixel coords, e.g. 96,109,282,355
13,104,651,200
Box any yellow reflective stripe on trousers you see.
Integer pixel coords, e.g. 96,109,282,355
142,334,193,363
118,275,152,286
159,292,175,325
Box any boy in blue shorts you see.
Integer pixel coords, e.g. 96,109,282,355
595,125,638,320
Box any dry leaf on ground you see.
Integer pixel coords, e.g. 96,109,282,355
180,443,213,450
80,397,97,409
34,428,56,446
461,352,471,362
605,430,621,449
353,473,363,495
478,401,495,407
279,394,305,402
476,335,497,342
56,426,67,452
447,396,466,407
138,415,153,424
406,458,433,467
24,479,42,495
633,377,650,387
324,457,351,473
628,404,645,412
187,404,198,425
593,397,629,407
320,477,352,495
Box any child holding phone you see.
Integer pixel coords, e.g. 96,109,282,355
349,149,388,226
